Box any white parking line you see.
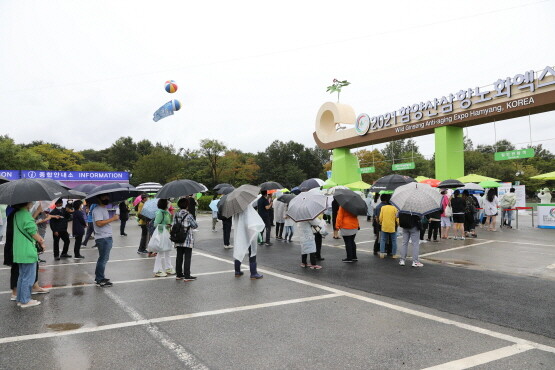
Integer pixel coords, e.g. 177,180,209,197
420,241,495,257
0,269,238,295
193,251,555,355
0,293,341,344
422,343,534,369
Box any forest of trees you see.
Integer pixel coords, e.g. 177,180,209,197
1,135,552,195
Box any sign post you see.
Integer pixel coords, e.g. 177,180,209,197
392,162,415,171
494,148,534,161
358,167,375,174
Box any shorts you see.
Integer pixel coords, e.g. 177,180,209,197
440,216,451,227
452,214,465,223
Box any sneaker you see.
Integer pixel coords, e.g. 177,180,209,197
342,258,353,263
10,295,16,301
31,289,49,295
165,269,176,275
399,259,406,266
183,276,197,281
379,253,386,259
316,257,325,261
412,261,424,267
309,265,322,270
224,245,234,249
235,271,244,277
120,233,128,236
175,275,184,280
420,240,428,243
38,258,46,263
352,258,358,262
54,256,61,261
460,237,465,240
60,254,72,258
19,300,41,308
250,273,263,280
137,250,148,255
300,263,308,268
74,255,85,259
154,271,167,277
95,280,113,287
392,255,400,259
426,239,431,242
265,243,273,246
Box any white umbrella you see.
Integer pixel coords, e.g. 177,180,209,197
286,192,327,222
391,183,442,216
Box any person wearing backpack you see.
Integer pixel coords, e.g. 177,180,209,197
152,199,175,277
172,198,199,281
398,212,423,267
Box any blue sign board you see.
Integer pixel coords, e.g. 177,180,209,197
16,171,129,181
0,170,21,180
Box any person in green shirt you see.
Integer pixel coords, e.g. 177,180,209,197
152,199,175,277
12,202,46,308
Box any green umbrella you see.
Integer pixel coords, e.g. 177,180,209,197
458,174,501,183
530,171,555,180
479,181,501,188
322,178,337,189
414,176,430,182
345,180,371,190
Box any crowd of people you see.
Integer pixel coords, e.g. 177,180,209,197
0,183,528,309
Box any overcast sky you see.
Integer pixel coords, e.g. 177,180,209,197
1,0,554,160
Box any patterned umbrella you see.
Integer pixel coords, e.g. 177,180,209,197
286,192,327,222
221,184,261,218
391,182,442,216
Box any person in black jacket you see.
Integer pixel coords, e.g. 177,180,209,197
72,200,87,259
218,210,233,249
50,199,74,260
119,201,130,236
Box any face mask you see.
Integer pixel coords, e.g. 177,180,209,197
56,206,63,210
101,199,110,205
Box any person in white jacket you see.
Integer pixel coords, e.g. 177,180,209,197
483,188,499,231
499,188,517,228
274,195,286,240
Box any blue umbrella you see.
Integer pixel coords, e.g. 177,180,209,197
209,199,220,212
140,198,159,220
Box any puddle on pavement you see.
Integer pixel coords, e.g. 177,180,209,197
46,323,84,332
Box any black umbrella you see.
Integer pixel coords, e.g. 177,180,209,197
85,183,141,203
0,175,10,184
36,178,71,190
369,174,415,192
72,183,98,194
277,194,296,204
214,183,232,191
218,186,235,195
259,181,283,191
0,178,67,205
156,179,206,199
438,179,465,189
333,188,368,216
299,178,324,192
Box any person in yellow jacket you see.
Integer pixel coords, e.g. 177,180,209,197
378,200,399,259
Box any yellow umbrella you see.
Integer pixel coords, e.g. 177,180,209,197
345,180,371,190
458,174,501,183
530,171,555,180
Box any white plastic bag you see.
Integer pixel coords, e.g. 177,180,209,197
148,228,173,252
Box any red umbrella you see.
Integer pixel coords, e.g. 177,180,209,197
419,179,440,187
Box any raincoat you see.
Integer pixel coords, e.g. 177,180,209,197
297,220,320,254
232,206,265,262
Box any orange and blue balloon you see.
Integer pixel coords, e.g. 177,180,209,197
165,80,178,93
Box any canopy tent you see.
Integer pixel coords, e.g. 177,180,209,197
530,171,555,180
457,174,501,183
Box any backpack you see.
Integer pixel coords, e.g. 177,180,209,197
399,213,421,230
170,213,190,244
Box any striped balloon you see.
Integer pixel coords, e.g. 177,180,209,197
165,80,178,93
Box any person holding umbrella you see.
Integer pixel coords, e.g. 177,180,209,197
137,194,150,255
216,195,233,249
257,190,273,246
11,202,47,308
50,198,74,260
378,199,399,259
92,194,119,287
118,200,130,236
336,204,359,262
152,199,175,277
173,198,198,280
72,200,87,259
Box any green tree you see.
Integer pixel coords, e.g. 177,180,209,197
132,150,185,185
199,139,227,187
81,161,115,171
107,137,138,171
219,151,260,186
80,148,110,163
0,136,47,169
29,144,83,170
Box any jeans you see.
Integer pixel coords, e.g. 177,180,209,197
380,231,397,255
342,234,357,260
284,226,294,241
95,237,112,282
222,219,232,246
176,247,192,277
138,225,148,252
83,222,94,246
74,234,83,256
10,263,39,290
260,220,272,243
17,263,36,304
120,219,127,235
401,227,420,262
501,210,513,227
53,230,70,256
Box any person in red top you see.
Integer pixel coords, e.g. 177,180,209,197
335,206,359,263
